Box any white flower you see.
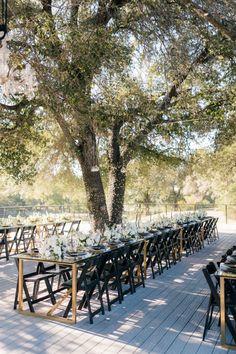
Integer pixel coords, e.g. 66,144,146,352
44,250,51,258
86,238,94,246
103,226,111,238
94,234,101,244
78,232,88,242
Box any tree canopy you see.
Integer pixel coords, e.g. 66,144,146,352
0,0,235,229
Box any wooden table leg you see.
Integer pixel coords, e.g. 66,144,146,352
201,226,204,248
180,228,183,259
220,277,225,345
18,258,24,311
143,240,147,278
4,231,9,261
220,276,236,349
71,263,77,323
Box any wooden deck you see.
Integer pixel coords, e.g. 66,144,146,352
0,225,236,354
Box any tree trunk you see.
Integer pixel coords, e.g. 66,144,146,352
107,124,127,225
76,125,109,231
108,167,126,225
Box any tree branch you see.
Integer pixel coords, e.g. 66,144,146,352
41,0,52,16
51,109,80,153
70,0,80,26
88,0,130,27
184,1,236,41
122,48,210,164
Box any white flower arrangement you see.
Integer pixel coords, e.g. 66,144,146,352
137,223,149,234
195,209,207,219
86,231,101,246
39,234,68,259
152,216,174,229
27,213,42,224
104,224,123,241
103,226,112,242
121,223,138,239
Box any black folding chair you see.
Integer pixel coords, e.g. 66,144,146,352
0,227,21,260
0,229,7,260
68,220,81,234
16,225,36,253
163,229,173,268
62,255,105,324
116,244,135,299
7,227,21,256
14,259,56,312
128,240,145,291
171,228,181,264
146,231,167,278
100,250,123,311
43,222,65,236
196,220,205,250
204,217,219,244
181,224,193,257
53,222,66,235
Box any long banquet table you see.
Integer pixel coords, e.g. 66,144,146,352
12,216,219,324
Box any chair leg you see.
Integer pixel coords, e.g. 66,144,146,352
5,234,9,261
15,279,35,312
115,274,123,304
85,291,93,324
44,278,56,305
130,267,136,293
24,282,35,313
203,298,212,341
104,280,111,311
32,280,40,300
208,304,214,328
150,257,156,279
128,268,134,294
63,298,72,318
118,273,124,301
14,281,19,310
140,265,145,288
154,253,162,275
97,281,105,315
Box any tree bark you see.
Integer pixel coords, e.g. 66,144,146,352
108,167,126,225
76,125,109,231
107,123,127,225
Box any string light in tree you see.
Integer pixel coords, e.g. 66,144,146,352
91,165,99,172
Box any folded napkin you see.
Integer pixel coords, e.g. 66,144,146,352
226,255,236,264
220,262,236,273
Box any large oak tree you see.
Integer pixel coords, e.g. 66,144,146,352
0,0,235,229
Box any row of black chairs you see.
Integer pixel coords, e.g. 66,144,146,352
0,226,36,261
145,217,219,279
0,220,81,260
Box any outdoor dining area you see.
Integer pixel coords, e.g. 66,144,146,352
0,213,219,325
0,0,236,352
1,213,236,353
